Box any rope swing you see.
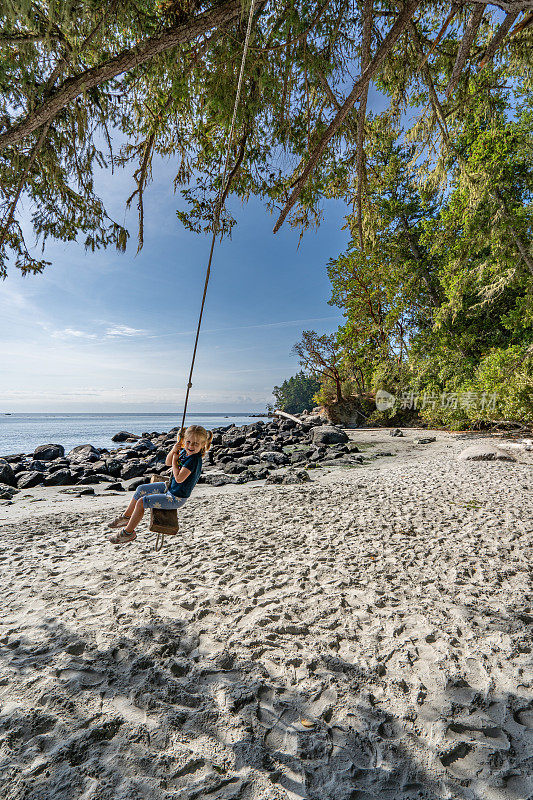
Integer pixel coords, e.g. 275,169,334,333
152,0,256,552
179,0,256,436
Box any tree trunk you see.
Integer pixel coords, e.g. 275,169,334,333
400,216,441,307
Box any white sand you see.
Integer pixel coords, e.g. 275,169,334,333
1,429,532,800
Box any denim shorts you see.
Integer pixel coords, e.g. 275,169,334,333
133,482,187,510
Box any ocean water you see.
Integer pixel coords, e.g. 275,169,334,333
0,413,269,457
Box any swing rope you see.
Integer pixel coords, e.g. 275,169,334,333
178,0,256,438
155,0,256,552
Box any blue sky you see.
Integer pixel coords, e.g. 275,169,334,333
0,151,351,412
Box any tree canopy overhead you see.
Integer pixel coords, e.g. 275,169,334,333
1,0,532,276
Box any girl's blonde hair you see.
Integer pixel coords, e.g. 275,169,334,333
177,425,213,455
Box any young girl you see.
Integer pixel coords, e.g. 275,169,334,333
107,425,213,544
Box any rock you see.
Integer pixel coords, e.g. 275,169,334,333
222,433,246,448
105,482,125,491
111,431,139,443
238,455,258,466
265,473,283,484
311,425,348,445
282,469,311,485
0,483,18,499
43,469,74,486
457,444,517,462
33,443,65,461
246,465,270,479
260,450,289,466
390,428,404,437
1,454,24,463
130,438,157,452
120,460,148,480
16,470,45,489
0,459,16,487
90,459,108,472
415,437,436,444
68,444,100,461
223,461,248,474
201,473,238,487
123,477,150,492
47,461,70,473
290,450,308,464
302,414,325,426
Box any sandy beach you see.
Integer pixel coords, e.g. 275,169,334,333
1,428,532,800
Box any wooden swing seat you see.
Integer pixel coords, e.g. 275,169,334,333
148,475,179,537
149,507,179,536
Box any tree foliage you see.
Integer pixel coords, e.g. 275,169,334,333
1,0,533,276
272,371,321,413
321,93,533,426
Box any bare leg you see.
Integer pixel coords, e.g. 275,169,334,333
124,498,144,533
124,495,138,518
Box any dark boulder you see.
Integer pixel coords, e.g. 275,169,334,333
33,443,65,461
260,450,289,466
68,444,101,461
223,461,248,474
111,431,139,443
222,433,246,448
283,469,311,485
238,455,258,466
0,483,18,499
0,459,16,487
44,469,74,486
265,473,283,484
311,425,348,445
289,450,309,464
130,438,157,453
120,460,147,480
17,470,45,489
200,474,234,487
346,442,361,453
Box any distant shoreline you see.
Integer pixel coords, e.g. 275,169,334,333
0,411,271,457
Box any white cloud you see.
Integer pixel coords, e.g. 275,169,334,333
51,328,98,340
104,324,147,338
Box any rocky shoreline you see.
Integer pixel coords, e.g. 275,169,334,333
0,414,370,499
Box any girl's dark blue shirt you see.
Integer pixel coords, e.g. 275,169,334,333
169,449,202,498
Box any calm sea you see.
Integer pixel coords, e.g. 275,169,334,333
0,413,269,457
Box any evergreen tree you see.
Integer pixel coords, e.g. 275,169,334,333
2,0,533,276
272,372,321,413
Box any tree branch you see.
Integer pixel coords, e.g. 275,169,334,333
446,3,486,98
0,32,61,44
417,4,458,71
0,0,243,152
477,11,518,70
356,0,373,249
0,122,51,257
273,0,421,234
